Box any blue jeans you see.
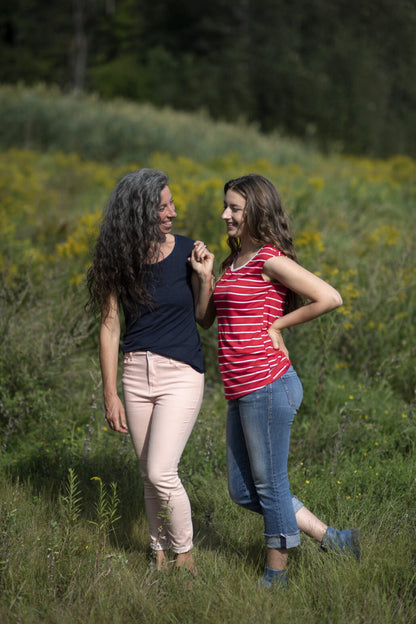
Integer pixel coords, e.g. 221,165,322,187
226,366,304,550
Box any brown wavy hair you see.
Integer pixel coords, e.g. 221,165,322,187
221,173,303,313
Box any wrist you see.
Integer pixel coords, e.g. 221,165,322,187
199,271,215,283
103,388,118,401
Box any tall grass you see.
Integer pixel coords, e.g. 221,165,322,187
0,84,316,166
0,88,415,622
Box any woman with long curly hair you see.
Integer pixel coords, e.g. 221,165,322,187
202,174,360,589
87,168,214,575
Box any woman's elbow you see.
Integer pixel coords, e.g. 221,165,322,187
321,289,342,313
195,307,216,329
332,290,343,310
196,315,215,330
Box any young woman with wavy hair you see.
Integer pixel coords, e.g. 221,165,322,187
203,174,360,589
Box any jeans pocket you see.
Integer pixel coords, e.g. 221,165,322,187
281,369,303,409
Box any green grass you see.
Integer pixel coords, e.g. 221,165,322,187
0,84,313,167
0,86,415,622
1,422,415,623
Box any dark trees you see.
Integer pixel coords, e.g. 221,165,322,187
1,0,415,157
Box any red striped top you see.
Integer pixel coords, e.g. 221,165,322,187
213,244,291,399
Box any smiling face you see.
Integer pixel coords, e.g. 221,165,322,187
222,189,247,240
157,185,177,236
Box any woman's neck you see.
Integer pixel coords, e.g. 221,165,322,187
239,239,262,255
149,234,175,263
233,237,263,268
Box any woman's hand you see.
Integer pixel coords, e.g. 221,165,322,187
190,241,217,328
189,240,215,278
104,393,128,433
268,326,289,358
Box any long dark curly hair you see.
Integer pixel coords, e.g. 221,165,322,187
221,173,303,314
86,168,169,320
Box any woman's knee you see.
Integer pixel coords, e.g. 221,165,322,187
228,482,240,505
228,476,253,508
147,465,179,492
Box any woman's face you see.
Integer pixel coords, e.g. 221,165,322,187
158,185,177,236
222,189,246,239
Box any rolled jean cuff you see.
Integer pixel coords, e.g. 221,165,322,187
265,531,301,550
292,495,304,514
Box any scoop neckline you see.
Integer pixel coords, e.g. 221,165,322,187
231,245,264,272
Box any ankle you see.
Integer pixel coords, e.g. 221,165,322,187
175,551,197,576
155,550,169,571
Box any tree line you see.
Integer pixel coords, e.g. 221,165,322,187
2,0,416,157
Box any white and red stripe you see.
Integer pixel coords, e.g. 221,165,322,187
213,244,291,399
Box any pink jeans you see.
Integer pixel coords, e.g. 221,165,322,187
122,351,204,554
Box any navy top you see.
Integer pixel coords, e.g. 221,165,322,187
121,235,205,373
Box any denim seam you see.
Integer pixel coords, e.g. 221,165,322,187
267,383,285,539
266,378,300,549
